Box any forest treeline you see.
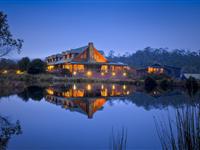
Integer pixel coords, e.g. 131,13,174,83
108,47,200,73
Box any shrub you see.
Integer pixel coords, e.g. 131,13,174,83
18,57,30,71
27,59,46,74
186,77,199,96
144,76,157,92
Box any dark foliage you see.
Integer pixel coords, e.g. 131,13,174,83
160,79,173,91
144,76,157,92
186,77,199,96
0,11,23,57
17,86,45,101
27,59,46,74
18,57,30,71
108,47,200,73
0,58,17,70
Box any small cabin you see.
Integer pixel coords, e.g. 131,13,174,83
137,64,181,79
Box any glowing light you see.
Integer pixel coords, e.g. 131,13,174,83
73,71,77,75
16,70,23,75
101,88,108,97
123,85,126,90
123,72,127,76
87,71,92,76
101,84,104,89
101,65,108,72
46,89,54,95
73,84,77,90
47,65,54,71
87,84,92,91
127,91,130,95
112,72,116,76
2,70,8,74
112,84,115,90
101,72,105,76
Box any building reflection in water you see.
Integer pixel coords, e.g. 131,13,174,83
45,83,133,119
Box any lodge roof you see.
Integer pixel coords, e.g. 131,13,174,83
49,45,105,58
47,61,128,66
46,42,128,66
64,46,88,54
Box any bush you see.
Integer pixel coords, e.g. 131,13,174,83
186,77,199,96
144,76,157,92
160,79,172,91
18,57,30,71
27,59,46,74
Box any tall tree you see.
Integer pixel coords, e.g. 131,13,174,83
0,11,23,57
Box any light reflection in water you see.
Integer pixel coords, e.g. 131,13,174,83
45,83,133,118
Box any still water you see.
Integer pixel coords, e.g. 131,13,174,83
0,83,199,149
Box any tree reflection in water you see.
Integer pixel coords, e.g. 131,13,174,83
0,116,22,150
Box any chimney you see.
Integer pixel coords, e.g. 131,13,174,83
88,42,94,62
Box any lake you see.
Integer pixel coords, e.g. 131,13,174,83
0,83,199,150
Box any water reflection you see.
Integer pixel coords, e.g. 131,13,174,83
0,83,200,149
45,83,133,118
12,83,200,114
0,116,22,150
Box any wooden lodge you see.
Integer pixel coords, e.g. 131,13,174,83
46,42,130,79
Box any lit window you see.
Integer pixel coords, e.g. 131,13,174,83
101,65,108,72
48,65,54,71
46,88,54,95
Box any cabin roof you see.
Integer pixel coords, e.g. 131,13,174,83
149,64,181,70
182,73,200,80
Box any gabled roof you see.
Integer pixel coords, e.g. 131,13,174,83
63,46,105,55
65,46,88,54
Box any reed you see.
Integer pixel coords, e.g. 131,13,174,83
109,127,127,150
155,105,200,150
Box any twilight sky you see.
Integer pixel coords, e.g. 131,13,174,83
0,0,200,59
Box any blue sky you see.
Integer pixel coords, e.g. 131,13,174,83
0,0,200,59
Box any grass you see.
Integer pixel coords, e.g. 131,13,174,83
0,73,136,84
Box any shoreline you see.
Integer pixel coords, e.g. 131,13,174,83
0,73,199,87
